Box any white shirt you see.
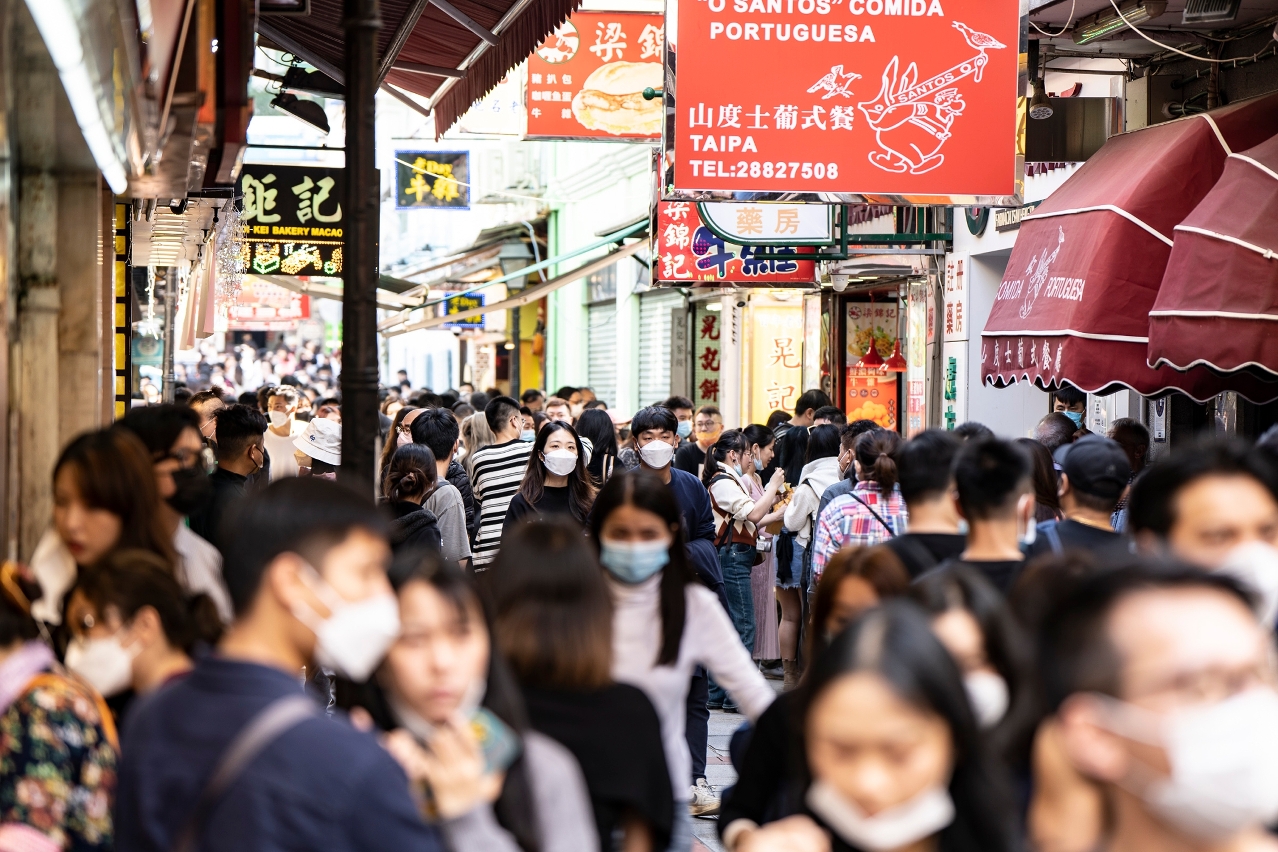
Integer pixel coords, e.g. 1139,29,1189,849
263,420,306,480
609,575,775,800
173,525,234,622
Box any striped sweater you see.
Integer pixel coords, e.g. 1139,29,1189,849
469,438,534,567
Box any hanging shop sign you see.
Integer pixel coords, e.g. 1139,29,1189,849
443,294,486,330
846,301,899,430
905,280,928,436
994,200,1041,232
455,72,525,136
698,202,834,245
228,278,310,331
526,11,665,140
240,164,344,277
693,301,723,408
749,303,805,424
395,151,470,209
943,251,970,341
654,200,817,284
663,0,1025,205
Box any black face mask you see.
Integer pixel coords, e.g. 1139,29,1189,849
168,466,213,516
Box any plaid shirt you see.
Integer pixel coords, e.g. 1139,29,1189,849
811,481,908,580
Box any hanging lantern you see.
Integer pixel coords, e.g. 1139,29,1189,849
884,339,907,372
858,340,886,369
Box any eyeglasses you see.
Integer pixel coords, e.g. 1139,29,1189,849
164,447,217,474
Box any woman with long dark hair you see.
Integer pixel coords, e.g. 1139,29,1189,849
504,422,596,530
721,602,1017,852
741,424,785,674
336,552,597,852
490,519,673,852
591,470,775,852
1016,437,1063,523
576,408,620,485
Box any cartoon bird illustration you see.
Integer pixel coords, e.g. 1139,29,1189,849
807,65,862,100
952,21,1005,52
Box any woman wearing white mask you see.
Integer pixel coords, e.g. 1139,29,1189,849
910,567,1035,764
378,406,422,490
503,422,596,532
590,470,776,852
336,553,598,852
723,601,1017,852
64,549,224,698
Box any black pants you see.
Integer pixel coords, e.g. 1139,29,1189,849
685,669,709,781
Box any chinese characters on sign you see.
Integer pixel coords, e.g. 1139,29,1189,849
395,151,470,209
845,301,900,430
526,12,664,140
239,164,344,277
694,302,722,408
750,305,804,425
667,0,1023,199
944,251,970,341
698,202,834,244
227,278,311,330
443,294,485,330
654,201,817,284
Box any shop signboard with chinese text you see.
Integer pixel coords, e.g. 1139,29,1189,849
944,251,970,341
395,152,470,209
654,201,817,284
443,294,485,330
905,280,928,435
845,301,899,430
693,301,723,408
240,165,344,277
749,304,804,425
228,278,310,331
526,12,665,140
699,202,834,244
663,0,1025,205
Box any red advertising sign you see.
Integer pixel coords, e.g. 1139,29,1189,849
228,279,310,331
668,0,1023,200
526,12,665,140
654,200,817,284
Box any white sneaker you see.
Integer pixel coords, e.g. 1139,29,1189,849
689,778,721,817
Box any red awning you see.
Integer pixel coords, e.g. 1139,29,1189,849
260,0,579,135
1148,132,1278,379
980,92,1278,402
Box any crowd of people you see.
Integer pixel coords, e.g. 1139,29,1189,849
4,374,1278,852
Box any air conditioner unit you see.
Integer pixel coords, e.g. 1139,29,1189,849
1182,0,1241,23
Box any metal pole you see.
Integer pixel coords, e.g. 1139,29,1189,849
510,306,521,399
340,0,382,491
162,268,177,403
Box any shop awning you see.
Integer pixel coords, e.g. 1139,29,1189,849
1148,132,1278,378
980,92,1278,402
259,0,579,135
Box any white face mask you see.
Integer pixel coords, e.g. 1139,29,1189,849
806,779,955,851
268,410,291,428
291,565,401,682
1098,688,1278,841
639,440,675,469
543,449,578,477
964,670,1009,729
1217,541,1278,627
65,634,139,697
1017,494,1037,547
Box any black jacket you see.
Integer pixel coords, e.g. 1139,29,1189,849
189,467,249,546
445,460,478,540
386,501,443,553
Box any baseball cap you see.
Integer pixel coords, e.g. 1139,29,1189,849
294,416,342,466
1056,435,1131,499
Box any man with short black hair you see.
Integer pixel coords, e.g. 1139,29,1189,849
1034,411,1081,454
663,395,696,444
1028,436,1133,562
924,437,1035,593
953,421,994,442
554,386,583,419
189,404,267,545
411,407,476,560
811,405,846,427
674,405,722,475
885,429,967,577
264,385,306,479
521,388,545,413
1043,562,1278,852
544,396,573,424
774,389,832,486
468,395,534,568
1053,383,1087,429
115,479,445,852
189,390,226,442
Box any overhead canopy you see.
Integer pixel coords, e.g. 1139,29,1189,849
980,92,1278,402
1148,132,1278,379
260,0,579,135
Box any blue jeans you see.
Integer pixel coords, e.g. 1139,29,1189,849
708,543,757,708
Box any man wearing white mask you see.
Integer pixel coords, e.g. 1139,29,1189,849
1047,562,1278,852
1127,441,1278,627
114,478,447,852
262,385,307,480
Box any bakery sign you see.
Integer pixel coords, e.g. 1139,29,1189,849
240,164,345,277
525,11,664,140
664,0,1025,204
654,200,817,284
